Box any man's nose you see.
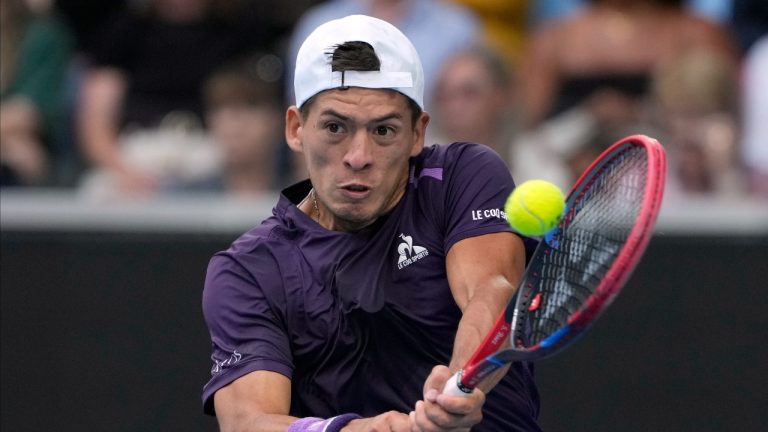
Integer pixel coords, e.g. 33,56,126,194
343,131,373,171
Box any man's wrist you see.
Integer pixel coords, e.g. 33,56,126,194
287,413,361,432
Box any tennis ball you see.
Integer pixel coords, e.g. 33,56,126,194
505,180,566,236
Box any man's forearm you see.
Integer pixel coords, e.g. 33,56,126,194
450,277,516,393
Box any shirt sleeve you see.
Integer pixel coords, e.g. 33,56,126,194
441,143,517,252
201,252,293,415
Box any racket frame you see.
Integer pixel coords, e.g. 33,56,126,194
445,135,666,395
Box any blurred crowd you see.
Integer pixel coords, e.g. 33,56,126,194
1,0,766,199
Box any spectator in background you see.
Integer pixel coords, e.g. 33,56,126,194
517,0,738,129
741,35,768,197
1,0,74,186
650,49,742,196
449,0,532,68
427,45,516,161
76,0,275,197
203,60,284,195
508,88,651,191
511,35,742,197
285,0,482,110
56,0,323,55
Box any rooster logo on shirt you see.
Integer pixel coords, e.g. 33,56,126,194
397,233,428,269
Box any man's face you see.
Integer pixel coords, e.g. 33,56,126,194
286,88,429,231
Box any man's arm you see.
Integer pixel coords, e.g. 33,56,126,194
446,231,525,372
214,370,296,432
411,231,526,431
214,370,411,432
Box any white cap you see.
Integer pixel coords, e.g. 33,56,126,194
293,14,425,109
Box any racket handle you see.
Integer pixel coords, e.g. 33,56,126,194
442,371,473,397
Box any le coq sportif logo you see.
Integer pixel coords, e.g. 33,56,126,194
397,233,429,270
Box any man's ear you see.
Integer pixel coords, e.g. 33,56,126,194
285,106,303,153
410,111,430,157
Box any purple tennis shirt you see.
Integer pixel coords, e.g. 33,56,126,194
202,143,541,431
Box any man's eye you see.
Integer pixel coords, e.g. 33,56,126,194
375,126,393,136
327,123,341,133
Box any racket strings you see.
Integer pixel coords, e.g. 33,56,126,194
526,230,623,342
522,147,649,346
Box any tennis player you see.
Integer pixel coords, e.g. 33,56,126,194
202,14,541,432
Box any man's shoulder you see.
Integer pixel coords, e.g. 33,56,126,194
225,215,295,259
417,142,504,173
225,184,309,255
409,143,510,210
205,216,300,297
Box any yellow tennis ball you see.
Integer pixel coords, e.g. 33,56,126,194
505,180,566,236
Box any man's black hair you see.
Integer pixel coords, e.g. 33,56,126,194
330,41,381,72
299,41,422,126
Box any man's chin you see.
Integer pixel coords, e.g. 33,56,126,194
331,206,379,231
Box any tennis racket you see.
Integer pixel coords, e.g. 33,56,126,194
443,134,667,395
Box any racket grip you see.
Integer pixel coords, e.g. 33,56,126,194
442,371,473,397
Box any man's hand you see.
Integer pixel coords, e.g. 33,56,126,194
409,366,485,432
343,411,411,431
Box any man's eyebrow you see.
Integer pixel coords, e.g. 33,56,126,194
369,112,404,124
318,110,404,124
318,109,350,121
